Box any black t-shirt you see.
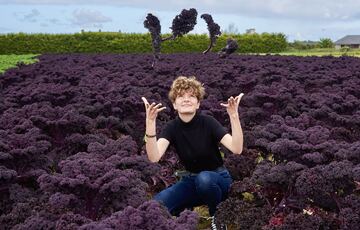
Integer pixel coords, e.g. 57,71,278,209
159,111,228,173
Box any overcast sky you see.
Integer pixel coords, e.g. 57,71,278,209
1,0,359,41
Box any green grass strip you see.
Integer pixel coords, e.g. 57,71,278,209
0,54,39,74
276,48,360,57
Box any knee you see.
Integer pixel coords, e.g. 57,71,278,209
154,190,171,205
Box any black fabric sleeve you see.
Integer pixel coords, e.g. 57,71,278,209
206,116,228,143
158,121,174,143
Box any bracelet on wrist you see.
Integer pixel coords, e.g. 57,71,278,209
145,133,156,138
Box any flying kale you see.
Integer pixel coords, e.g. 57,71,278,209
144,9,197,66
162,8,198,41
219,38,238,57
143,13,161,61
201,14,221,54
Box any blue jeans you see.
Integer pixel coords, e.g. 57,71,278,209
154,167,233,216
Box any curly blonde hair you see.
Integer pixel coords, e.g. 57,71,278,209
168,76,205,103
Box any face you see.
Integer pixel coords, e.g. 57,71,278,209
173,90,200,115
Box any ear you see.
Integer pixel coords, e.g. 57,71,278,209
172,103,177,111
196,101,200,109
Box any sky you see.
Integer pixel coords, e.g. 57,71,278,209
0,0,359,42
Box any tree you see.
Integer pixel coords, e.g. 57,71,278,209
319,38,334,48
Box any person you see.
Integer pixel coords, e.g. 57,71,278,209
141,76,244,230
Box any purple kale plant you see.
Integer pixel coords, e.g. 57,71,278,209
144,13,161,62
200,13,221,54
79,200,199,230
144,9,197,66
219,38,239,57
0,53,360,229
163,8,198,41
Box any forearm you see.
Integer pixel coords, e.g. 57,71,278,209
229,113,243,154
145,120,160,162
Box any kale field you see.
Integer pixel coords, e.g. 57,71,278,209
0,53,359,229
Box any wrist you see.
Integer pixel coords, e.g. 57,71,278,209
146,119,156,124
229,113,239,119
145,133,156,138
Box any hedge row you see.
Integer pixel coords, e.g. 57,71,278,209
0,32,287,54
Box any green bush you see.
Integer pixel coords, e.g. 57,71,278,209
340,46,350,53
0,32,287,54
319,38,334,48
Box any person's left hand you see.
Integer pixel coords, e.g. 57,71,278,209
220,93,244,116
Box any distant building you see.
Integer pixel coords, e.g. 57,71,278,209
334,35,360,49
246,28,256,34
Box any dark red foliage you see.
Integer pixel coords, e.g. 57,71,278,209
168,8,197,39
219,38,239,57
200,13,221,54
0,53,359,229
79,200,199,230
144,13,161,60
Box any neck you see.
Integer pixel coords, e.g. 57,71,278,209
178,111,197,123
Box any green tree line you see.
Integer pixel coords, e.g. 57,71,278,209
0,32,287,54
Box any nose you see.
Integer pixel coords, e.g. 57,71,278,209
183,96,190,101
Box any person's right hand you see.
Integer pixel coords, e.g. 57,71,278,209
141,97,166,121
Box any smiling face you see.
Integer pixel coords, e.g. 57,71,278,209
168,76,205,116
173,90,200,115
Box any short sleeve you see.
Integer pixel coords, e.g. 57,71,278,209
158,121,174,143
206,116,228,143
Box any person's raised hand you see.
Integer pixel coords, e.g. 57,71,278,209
220,93,244,116
141,97,166,121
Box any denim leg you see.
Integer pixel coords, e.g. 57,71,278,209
153,176,202,216
194,169,232,216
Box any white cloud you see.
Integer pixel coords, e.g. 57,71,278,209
70,8,112,27
1,1,359,40
25,9,40,22
47,18,69,26
14,8,40,22
49,18,60,24
2,0,360,22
